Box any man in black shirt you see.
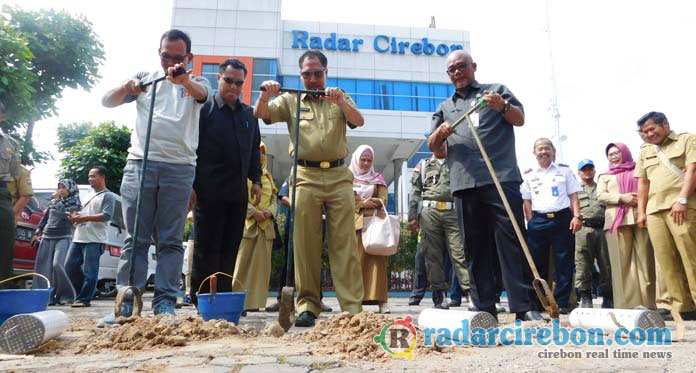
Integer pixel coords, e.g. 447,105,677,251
190,58,262,305
428,50,540,321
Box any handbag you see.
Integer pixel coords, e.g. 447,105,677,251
361,204,400,256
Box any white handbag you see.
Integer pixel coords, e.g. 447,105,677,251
361,204,400,256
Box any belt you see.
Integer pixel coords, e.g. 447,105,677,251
533,208,570,219
423,200,454,210
297,159,344,169
582,220,604,229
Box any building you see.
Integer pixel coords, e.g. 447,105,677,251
172,0,470,214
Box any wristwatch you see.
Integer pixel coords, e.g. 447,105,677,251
676,197,688,205
501,99,511,114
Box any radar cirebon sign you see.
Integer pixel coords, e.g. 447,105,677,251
291,30,464,56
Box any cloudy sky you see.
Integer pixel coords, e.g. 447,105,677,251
4,0,695,187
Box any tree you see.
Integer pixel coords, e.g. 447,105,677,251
58,121,131,193
1,5,105,165
0,17,36,133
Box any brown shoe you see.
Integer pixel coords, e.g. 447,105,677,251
70,301,91,308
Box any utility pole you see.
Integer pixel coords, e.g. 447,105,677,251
545,0,564,162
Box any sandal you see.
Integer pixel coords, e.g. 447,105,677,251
70,302,91,308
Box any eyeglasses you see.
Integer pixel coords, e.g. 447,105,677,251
301,69,326,79
159,53,187,63
607,151,621,157
222,77,244,87
446,62,471,76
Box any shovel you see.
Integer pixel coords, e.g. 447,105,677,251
260,86,325,331
448,97,560,319
114,67,187,318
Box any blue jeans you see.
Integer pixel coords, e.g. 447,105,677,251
65,242,104,304
117,160,194,307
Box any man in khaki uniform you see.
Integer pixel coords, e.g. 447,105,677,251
408,154,469,309
7,165,33,219
575,159,611,308
0,100,21,285
635,111,696,319
255,50,365,327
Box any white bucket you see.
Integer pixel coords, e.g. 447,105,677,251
0,310,69,354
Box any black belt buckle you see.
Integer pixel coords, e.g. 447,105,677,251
298,159,344,169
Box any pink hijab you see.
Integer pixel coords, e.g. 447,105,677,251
601,143,637,234
349,145,386,199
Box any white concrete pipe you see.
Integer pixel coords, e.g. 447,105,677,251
0,310,69,354
418,308,498,346
569,308,666,340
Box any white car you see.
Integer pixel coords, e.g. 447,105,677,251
32,186,157,297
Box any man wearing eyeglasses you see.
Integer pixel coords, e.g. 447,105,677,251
100,29,210,322
254,50,365,327
635,111,696,320
428,50,541,321
189,58,262,306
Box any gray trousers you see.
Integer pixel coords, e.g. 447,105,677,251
116,160,194,306
33,237,76,304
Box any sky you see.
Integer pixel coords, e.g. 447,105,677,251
4,0,696,188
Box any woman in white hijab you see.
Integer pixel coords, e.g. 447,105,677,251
349,145,390,313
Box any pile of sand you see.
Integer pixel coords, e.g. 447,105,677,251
74,315,257,353
295,312,455,362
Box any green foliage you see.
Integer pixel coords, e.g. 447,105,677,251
1,5,105,164
57,121,131,193
56,122,91,152
387,221,418,274
0,17,36,133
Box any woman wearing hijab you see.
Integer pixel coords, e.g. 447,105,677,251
32,180,80,305
597,143,656,309
234,142,278,311
349,145,390,313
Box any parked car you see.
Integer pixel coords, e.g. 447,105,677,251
13,186,157,295
11,199,44,275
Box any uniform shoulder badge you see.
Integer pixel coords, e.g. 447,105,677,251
523,168,532,174
558,163,569,168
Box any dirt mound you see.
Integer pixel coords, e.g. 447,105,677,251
295,312,456,362
74,315,257,353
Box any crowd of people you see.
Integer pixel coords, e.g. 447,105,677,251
1,29,694,328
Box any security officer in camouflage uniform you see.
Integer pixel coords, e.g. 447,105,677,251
575,159,612,308
635,111,696,320
408,153,469,309
0,100,21,285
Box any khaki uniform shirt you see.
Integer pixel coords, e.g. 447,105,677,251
7,166,33,204
408,157,453,221
0,131,20,182
578,182,604,223
597,173,638,230
635,131,696,214
265,92,357,162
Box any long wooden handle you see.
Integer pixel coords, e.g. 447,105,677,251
464,115,542,280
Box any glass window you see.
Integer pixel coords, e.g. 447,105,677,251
253,59,277,75
356,79,373,94
201,63,219,94
281,76,301,89
337,78,356,94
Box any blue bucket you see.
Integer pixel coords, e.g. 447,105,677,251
196,272,246,324
0,273,51,325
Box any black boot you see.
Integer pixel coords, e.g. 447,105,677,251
580,290,593,308
433,290,449,310
601,292,613,309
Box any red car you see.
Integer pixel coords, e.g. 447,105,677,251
12,197,44,274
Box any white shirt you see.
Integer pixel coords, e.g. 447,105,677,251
126,70,210,166
520,163,582,213
73,189,115,244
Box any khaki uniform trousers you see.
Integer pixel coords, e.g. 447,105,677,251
605,225,656,309
419,206,469,292
292,166,364,316
646,209,696,312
